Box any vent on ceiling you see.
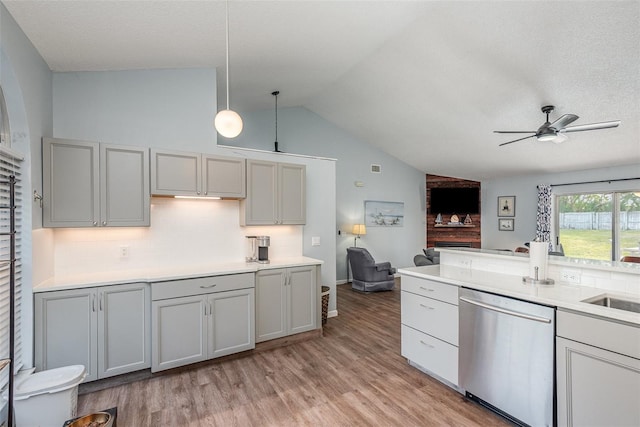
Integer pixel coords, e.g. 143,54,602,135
371,164,381,173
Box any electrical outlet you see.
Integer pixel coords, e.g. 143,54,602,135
560,269,581,284
119,245,129,258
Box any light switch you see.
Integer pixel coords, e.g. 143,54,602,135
312,236,321,246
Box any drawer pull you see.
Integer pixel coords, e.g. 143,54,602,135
419,286,435,292
419,340,434,349
419,303,435,310
200,284,217,289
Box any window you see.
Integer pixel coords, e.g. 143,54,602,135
0,85,22,392
556,191,640,261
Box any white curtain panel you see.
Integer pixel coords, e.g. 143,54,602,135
536,184,553,251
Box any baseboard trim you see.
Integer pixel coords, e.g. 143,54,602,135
335,279,348,285
328,309,338,318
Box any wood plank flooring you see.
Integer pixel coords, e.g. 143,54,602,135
78,280,510,426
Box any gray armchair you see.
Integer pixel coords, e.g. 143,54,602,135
347,247,396,292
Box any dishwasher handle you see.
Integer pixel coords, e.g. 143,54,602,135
459,296,552,324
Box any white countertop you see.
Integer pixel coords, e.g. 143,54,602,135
34,256,323,293
398,264,640,326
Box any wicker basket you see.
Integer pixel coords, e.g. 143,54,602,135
321,286,330,325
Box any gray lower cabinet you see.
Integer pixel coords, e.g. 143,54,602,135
43,137,150,227
34,283,151,382
240,160,305,225
256,266,316,343
151,274,255,372
556,309,640,427
150,148,246,198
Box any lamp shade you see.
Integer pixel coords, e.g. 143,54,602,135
215,109,243,138
352,224,367,236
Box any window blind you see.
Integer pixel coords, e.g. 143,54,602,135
0,146,23,389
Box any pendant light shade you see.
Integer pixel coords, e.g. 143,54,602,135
215,109,243,138
215,0,242,138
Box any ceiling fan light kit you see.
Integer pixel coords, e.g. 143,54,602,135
214,0,243,139
495,105,620,147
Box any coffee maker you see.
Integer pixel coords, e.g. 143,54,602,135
246,235,270,263
256,236,270,264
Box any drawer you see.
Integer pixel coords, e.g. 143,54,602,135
401,324,458,386
557,309,640,359
401,275,458,305
152,273,255,301
401,291,458,345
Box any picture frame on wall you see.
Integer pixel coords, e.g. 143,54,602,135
499,218,514,231
497,196,516,217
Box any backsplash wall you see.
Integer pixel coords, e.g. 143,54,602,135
50,197,303,278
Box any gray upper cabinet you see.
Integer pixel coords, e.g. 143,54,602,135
43,138,150,227
240,160,306,225
151,149,245,198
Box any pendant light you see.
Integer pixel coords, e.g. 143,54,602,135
214,0,243,138
272,90,281,152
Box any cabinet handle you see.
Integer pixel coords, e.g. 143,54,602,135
204,303,208,316
92,221,98,226
419,286,435,292
200,284,217,289
419,303,435,310
196,191,201,195
204,191,208,195
209,302,213,316
99,292,103,311
92,294,96,312
102,221,107,226
419,340,434,349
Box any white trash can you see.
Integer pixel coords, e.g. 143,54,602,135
14,365,86,427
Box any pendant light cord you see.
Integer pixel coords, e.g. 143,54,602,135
272,90,280,152
225,0,230,110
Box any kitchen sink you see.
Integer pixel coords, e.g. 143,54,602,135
582,294,640,314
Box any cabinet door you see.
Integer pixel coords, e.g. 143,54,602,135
203,155,246,198
278,163,306,225
242,160,278,225
101,144,150,226
43,137,100,227
150,149,201,196
256,269,287,342
34,288,98,382
557,337,640,427
287,266,316,335
152,295,207,372
98,283,150,379
208,288,255,358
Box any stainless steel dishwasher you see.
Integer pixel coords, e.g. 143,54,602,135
459,288,555,427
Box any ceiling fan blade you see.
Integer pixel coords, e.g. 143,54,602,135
561,120,621,133
498,134,536,146
549,114,579,130
493,130,537,134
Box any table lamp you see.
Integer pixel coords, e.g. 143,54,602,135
352,224,366,247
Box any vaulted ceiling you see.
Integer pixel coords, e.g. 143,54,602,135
3,0,639,180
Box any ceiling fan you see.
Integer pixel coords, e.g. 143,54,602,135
495,105,620,147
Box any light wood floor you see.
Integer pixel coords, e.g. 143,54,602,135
78,280,510,426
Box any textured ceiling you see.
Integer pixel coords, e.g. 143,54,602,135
3,0,639,180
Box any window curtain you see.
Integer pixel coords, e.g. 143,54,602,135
536,184,553,250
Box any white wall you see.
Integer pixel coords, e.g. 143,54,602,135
482,164,640,251
1,2,53,368
221,106,426,281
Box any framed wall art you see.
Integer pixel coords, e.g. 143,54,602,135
364,200,404,227
499,218,514,231
497,196,515,217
